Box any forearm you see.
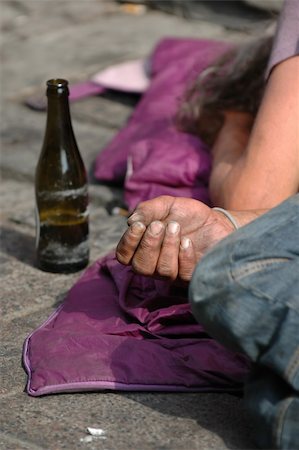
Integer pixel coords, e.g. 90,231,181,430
210,56,299,210
208,112,253,204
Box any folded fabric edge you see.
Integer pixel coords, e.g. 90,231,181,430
25,379,244,397
22,303,65,395
22,304,244,397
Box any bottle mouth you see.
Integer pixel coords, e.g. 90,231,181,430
47,79,68,88
46,79,69,96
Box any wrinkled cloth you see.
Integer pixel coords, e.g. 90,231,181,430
24,254,250,396
94,38,232,210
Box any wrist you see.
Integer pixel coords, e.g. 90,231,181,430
213,207,239,230
212,208,268,232
199,207,268,256
201,208,237,252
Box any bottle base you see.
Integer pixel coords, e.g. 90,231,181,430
37,258,89,274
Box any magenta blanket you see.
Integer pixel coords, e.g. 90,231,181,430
94,38,232,209
24,255,249,396
23,38,249,397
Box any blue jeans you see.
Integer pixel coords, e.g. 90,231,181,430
189,195,299,449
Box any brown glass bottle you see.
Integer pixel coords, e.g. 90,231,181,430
35,79,89,273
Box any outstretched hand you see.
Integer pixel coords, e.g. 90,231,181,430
116,196,235,282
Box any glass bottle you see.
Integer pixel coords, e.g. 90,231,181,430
35,79,89,273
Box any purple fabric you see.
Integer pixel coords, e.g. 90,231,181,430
24,255,250,396
93,38,232,210
25,81,106,112
69,81,106,100
23,38,250,397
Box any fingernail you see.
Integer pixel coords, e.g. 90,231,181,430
167,221,179,234
128,212,142,223
149,221,164,235
180,237,191,249
131,221,145,233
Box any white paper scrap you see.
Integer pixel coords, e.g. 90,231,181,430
80,436,93,443
87,427,106,437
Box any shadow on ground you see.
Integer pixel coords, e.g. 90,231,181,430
123,391,256,449
0,226,36,267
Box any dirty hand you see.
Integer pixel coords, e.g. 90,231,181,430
116,195,235,282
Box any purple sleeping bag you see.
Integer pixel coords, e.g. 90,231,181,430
94,38,232,210
23,38,249,397
24,255,249,396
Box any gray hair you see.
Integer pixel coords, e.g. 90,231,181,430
177,36,273,145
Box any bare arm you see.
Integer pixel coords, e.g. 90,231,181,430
209,56,299,209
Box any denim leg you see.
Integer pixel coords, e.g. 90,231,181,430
189,195,299,449
245,366,299,449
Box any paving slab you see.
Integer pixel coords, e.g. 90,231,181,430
0,1,263,448
0,391,255,450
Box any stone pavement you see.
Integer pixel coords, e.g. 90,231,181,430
1,1,274,449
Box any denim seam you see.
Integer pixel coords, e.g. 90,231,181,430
285,346,299,385
274,397,294,449
232,257,291,280
231,264,299,313
230,206,298,278
228,238,298,304
230,260,276,303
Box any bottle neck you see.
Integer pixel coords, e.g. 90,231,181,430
44,91,74,139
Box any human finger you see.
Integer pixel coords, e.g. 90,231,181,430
155,221,181,280
178,237,197,282
131,220,165,276
127,196,174,226
116,221,146,265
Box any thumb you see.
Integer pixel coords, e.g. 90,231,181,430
178,237,197,282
